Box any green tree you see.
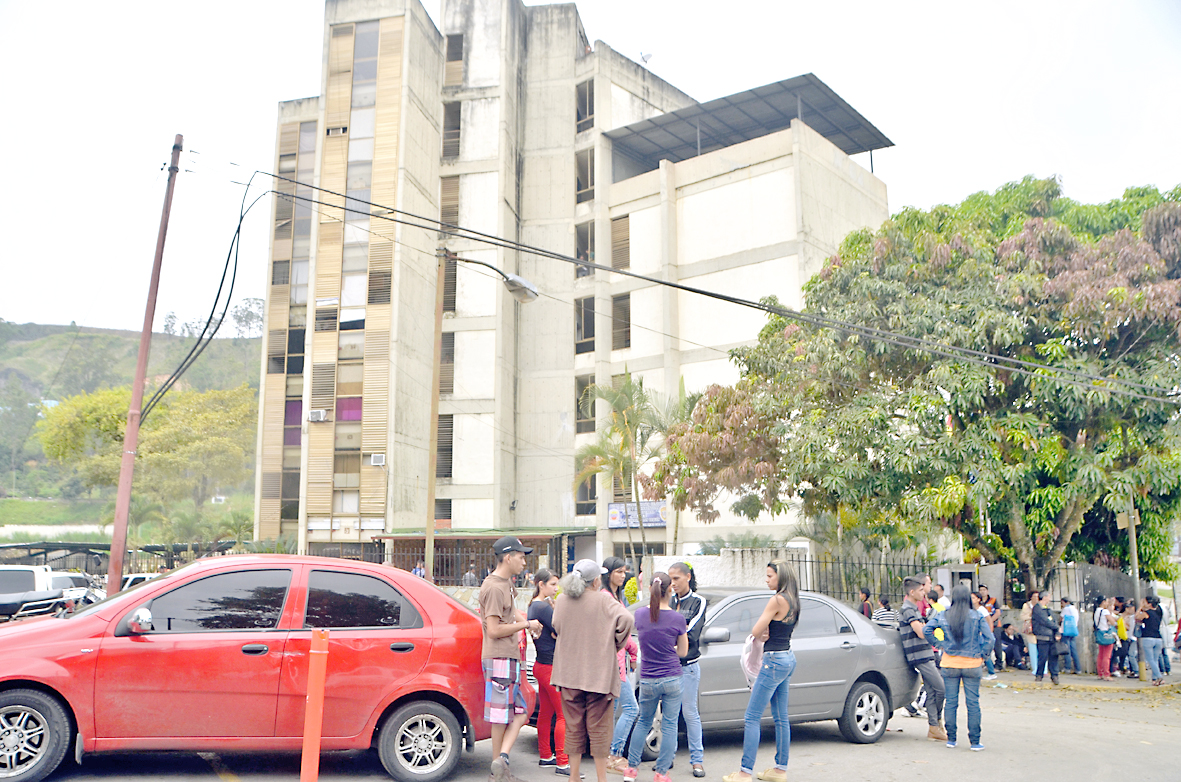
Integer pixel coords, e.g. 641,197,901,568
39,385,257,511
652,179,1181,590
1,382,40,497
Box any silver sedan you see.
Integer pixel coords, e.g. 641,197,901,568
634,588,919,759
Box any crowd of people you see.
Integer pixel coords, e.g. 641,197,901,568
476,540,1174,782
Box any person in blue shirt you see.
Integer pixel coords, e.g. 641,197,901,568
1058,597,1081,674
924,585,994,751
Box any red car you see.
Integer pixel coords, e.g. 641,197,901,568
0,555,534,782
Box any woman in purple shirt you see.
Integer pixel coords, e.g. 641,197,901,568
623,573,688,782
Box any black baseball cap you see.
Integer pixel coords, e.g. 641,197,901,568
493,535,533,555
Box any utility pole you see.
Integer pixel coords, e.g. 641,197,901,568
107,134,183,593
424,250,448,582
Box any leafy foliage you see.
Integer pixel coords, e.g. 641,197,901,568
651,178,1181,588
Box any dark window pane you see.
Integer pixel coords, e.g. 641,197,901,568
287,355,305,375
281,472,301,499
285,400,303,426
304,570,422,628
284,427,302,446
288,328,306,355
708,598,763,643
793,599,838,638
281,500,300,520
148,570,291,632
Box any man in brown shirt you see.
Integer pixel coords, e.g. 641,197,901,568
480,536,542,782
552,559,635,782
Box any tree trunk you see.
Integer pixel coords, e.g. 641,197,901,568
631,458,649,567
619,470,636,569
1004,499,1041,592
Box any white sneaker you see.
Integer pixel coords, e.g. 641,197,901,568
983,674,998,681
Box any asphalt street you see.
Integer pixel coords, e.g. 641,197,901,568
51,684,1180,782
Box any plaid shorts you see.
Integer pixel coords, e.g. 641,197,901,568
483,658,527,724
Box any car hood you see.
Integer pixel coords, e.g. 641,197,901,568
0,612,108,648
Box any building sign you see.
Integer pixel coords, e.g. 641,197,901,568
608,501,668,529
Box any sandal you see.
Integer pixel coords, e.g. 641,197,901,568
721,774,751,782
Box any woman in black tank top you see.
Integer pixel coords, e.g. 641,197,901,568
722,561,799,782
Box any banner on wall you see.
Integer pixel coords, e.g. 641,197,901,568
607,501,669,529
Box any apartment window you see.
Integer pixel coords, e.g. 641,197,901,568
289,306,307,328
443,254,458,312
267,328,285,374
339,331,365,360
612,295,631,350
352,22,378,109
281,457,300,520
444,34,464,87
336,362,364,395
576,474,596,516
290,260,309,305
435,498,453,521
440,176,459,226
340,307,366,331
334,453,361,488
272,260,290,286
611,215,630,270
333,489,360,514
576,148,595,203
440,332,455,395
436,414,454,478
369,270,392,304
284,400,303,447
576,80,594,133
287,328,305,377
576,374,595,433
576,221,594,278
335,421,362,451
315,307,338,332
574,296,595,354
443,103,461,159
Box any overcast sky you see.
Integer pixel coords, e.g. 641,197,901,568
1,1,1178,333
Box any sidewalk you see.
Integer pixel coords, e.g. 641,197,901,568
985,665,1179,693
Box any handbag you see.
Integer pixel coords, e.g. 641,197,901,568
1096,627,1117,645
741,634,764,688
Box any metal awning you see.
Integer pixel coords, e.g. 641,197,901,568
605,73,892,168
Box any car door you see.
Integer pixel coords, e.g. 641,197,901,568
275,568,431,739
696,597,766,725
787,597,859,718
94,568,292,738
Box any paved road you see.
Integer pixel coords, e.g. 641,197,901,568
52,684,1180,782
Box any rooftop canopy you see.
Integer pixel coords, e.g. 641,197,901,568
604,73,892,170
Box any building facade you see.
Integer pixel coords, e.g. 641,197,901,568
254,0,892,576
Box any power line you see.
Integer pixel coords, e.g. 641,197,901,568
271,178,1179,405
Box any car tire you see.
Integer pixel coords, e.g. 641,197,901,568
377,701,462,782
0,688,72,782
837,681,888,744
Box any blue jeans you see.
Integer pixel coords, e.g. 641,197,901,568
610,671,639,756
1142,637,1164,680
1061,635,1081,672
627,675,683,774
741,650,795,774
680,662,704,764
941,666,982,746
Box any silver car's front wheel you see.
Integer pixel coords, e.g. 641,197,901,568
837,681,888,744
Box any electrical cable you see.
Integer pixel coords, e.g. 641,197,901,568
141,178,270,422
276,182,1179,405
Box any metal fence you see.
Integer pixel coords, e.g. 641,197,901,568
762,552,944,609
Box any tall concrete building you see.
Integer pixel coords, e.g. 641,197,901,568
255,0,893,579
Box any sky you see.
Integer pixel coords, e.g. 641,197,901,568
1,0,1179,333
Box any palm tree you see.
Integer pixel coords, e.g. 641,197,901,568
169,509,209,562
102,494,165,547
216,510,254,551
645,379,700,554
574,430,638,564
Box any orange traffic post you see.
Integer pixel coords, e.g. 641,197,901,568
300,628,331,782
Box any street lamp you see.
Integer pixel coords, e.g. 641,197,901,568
423,251,538,582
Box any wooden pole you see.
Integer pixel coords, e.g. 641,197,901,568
107,134,183,593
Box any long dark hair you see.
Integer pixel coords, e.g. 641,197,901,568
669,562,696,591
945,584,974,645
531,568,555,600
649,572,671,623
768,560,800,624
602,556,627,603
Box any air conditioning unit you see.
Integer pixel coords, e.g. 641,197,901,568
308,409,328,422
370,454,386,467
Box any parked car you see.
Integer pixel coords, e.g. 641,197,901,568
630,587,919,759
119,572,160,591
49,572,106,606
0,555,535,782
0,565,67,622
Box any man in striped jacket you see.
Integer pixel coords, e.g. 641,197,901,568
669,563,708,778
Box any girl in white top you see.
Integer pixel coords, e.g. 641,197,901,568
1094,597,1116,681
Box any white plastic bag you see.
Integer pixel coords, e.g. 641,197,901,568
742,634,764,688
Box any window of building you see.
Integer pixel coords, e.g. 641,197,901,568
335,421,362,450
576,474,596,516
286,375,304,398
611,215,630,270
576,80,594,133
575,296,594,354
440,176,459,226
343,245,368,272
436,414,453,478
315,307,338,332
369,270,392,304
440,332,455,395
444,34,464,87
333,453,361,488
272,260,290,286
284,400,303,447
576,374,595,433
435,498,452,521
290,259,309,306
287,328,305,379
145,570,292,632
352,24,378,110
576,148,594,203
612,294,630,350
332,489,360,514
342,273,367,307
443,102,461,159
576,221,594,277
304,570,422,629
339,307,366,331
443,254,458,311
289,306,307,328
336,362,363,395
281,464,300,520
339,331,364,360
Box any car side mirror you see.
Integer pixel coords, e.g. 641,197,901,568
128,607,154,634
701,626,730,644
